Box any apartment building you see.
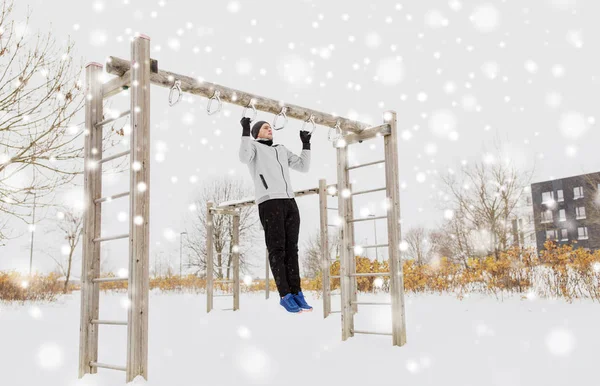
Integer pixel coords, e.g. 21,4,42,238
531,172,600,252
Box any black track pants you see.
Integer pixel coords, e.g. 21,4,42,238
258,198,301,298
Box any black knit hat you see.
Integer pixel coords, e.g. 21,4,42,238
251,120,268,139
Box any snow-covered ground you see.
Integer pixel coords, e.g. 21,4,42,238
0,291,597,386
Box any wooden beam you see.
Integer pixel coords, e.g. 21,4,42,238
340,124,391,146
319,179,331,318
232,214,240,311
206,201,214,313
102,70,130,99
383,110,407,347
105,56,370,134
127,35,151,383
79,62,103,379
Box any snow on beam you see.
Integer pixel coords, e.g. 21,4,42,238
105,56,370,134
342,124,391,145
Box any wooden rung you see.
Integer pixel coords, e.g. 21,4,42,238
330,310,341,313
331,293,341,296
102,69,130,99
352,187,387,196
351,302,391,306
330,275,341,279
348,272,390,277
214,294,233,297
348,215,387,223
353,330,392,336
326,207,338,210
90,362,126,372
346,159,385,171
95,110,131,127
215,253,231,256
350,243,389,249
95,191,130,204
93,233,129,243
98,150,130,164
214,279,234,283
327,224,338,227
90,319,128,325
92,277,128,283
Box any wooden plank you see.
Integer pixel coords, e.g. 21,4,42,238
383,110,407,347
102,70,130,99
105,56,369,134
126,35,151,383
210,208,239,216
336,143,353,340
233,214,240,311
347,182,358,314
319,179,331,318
346,159,385,171
206,201,214,312
341,124,391,146
98,150,130,165
79,62,103,379
90,362,127,372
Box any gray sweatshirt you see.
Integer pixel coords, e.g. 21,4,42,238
239,136,310,205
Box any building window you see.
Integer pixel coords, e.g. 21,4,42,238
559,209,566,222
561,229,568,241
542,191,554,204
578,226,589,240
541,210,553,223
546,229,558,241
525,195,532,205
556,189,564,202
574,186,584,199
576,206,586,219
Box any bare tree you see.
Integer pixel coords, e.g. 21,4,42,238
440,145,534,259
186,176,262,279
42,205,83,292
301,229,339,279
404,226,438,265
0,1,123,242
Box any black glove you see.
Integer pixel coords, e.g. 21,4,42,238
240,117,251,136
300,130,311,150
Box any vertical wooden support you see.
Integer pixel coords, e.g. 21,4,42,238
232,212,240,311
79,62,103,378
319,179,331,318
127,35,151,382
206,202,214,312
346,182,358,314
265,249,270,299
336,143,353,340
383,110,407,346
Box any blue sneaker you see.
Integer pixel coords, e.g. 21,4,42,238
292,291,313,312
280,293,302,313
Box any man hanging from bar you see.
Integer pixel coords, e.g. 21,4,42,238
238,116,313,313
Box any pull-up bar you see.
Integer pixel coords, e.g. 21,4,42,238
105,56,370,134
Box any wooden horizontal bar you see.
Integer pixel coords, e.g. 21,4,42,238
330,275,341,279
95,110,131,128
91,319,128,326
348,272,390,277
93,277,128,283
326,207,338,210
98,150,130,164
349,215,387,223
331,293,341,296
90,362,126,372
213,294,233,297
352,187,387,196
342,124,391,145
95,191,130,204
93,233,129,243
214,279,234,283
330,310,341,314
327,224,338,227
351,243,389,249
215,252,231,256
351,302,391,306
353,330,392,336
347,159,385,171
106,56,369,134
102,70,130,99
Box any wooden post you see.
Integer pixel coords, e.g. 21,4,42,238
206,202,214,312
383,110,407,346
319,179,331,318
265,249,270,299
126,35,151,383
347,182,358,314
79,62,103,378
336,142,353,340
232,212,240,311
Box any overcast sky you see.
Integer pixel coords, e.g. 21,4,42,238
2,0,600,278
